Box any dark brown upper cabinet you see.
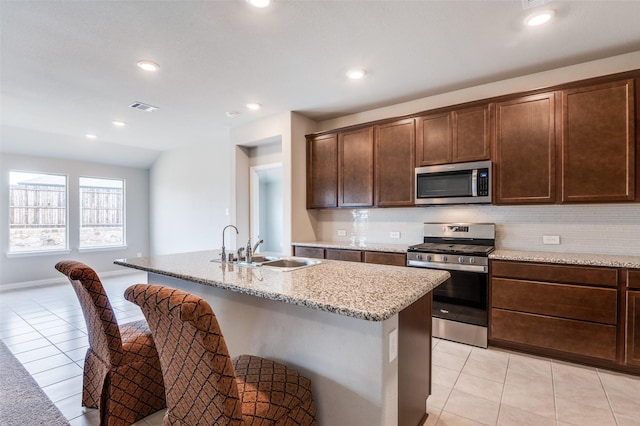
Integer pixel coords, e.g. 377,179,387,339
494,93,557,205
338,126,374,207
306,133,338,208
560,79,636,203
375,118,415,207
416,104,491,167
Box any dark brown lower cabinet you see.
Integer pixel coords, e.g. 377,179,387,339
490,260,640,374
292,246,325,259
325,248,362,262
292,246,407,267
363,251,406,266
627,270,640,367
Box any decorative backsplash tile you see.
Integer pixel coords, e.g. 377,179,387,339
315,204,640,256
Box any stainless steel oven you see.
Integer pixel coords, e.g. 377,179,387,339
407,223,495,348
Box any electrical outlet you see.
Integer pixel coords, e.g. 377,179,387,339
389,231,401,239
388,328,398,363
136,252,142,257
337,229,347,237
543,235,560,245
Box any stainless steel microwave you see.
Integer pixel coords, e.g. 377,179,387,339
415,160,492,205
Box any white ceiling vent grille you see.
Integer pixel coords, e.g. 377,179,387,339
521,0,550,9
129,102,158,112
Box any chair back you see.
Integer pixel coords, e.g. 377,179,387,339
124,284,244,424
55,260,125,365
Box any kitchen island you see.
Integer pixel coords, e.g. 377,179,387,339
115,250,449,426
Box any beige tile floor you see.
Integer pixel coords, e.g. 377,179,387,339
1,272,639,426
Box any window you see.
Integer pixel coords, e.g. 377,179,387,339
79,177,125,248
9,171,68,253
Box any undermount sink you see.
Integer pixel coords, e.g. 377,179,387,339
212,255,320,271
261,258,321,271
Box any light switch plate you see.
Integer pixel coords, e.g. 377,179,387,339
543,235,560,245
390,231,401,239
337,229,347,237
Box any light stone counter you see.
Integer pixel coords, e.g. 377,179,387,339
490,249,640,269
115,250,447,426
115,250,448,321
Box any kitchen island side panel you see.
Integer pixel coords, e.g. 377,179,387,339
146,272,405,426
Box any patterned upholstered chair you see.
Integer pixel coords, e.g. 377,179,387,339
54,260,166,426
124,283,317,425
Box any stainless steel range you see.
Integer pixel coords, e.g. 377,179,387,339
407,223,495,348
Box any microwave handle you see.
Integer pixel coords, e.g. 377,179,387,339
472,169,478,196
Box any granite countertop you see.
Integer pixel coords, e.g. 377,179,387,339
115,250,449,322
294,241,640,269
490,249,640,269
292,240,412,254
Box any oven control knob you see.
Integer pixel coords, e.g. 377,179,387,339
416,254,422,260
427,255,432,261
469,257,476,264
442,255,448,262
458,256,465,263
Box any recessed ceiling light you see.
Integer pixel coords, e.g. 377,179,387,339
226,111,240,118
347,69,366,80
246,103,261,110
524,9,556,26
85,134,97,139
112,120,126,127
137,60,160,72
247,0,271,8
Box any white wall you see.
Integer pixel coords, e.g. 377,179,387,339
309,51,640,256
149,137,231,255
0,153,150,286
231,112,318,255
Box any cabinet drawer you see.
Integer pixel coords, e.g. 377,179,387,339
491,260,618,287
491,309,617,361
629,270,640,290
363,251,406,267
293,246,325,259
492,278,617,324
325,249,362,262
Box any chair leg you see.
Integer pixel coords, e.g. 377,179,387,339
82,349,108,409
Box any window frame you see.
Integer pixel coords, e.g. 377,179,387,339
7,170,70,256
78,175,127,251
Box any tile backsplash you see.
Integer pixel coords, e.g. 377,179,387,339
315,204,640,256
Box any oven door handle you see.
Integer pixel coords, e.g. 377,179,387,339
407,260,488,273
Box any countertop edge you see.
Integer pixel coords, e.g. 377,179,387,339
489,249,640,269
114,257,447,322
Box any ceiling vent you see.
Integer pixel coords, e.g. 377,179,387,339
521,0,550,9
129,102,158,112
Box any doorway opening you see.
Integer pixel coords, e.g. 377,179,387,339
250,163,283,253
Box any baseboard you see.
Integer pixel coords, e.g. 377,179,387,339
0,269,141,292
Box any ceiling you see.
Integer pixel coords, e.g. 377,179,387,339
2,0,639,169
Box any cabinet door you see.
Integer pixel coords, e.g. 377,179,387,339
561,79,635,202
452,104,492,163
627,290,640,366
338,127,374,207
325,249,362,262
375,118,415,207
415,112,451,166
293,246,325,259
495,93,556,204
363,251,406,266
307,133,338,208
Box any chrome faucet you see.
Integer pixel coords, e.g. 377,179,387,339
252,239,264,254
245,237,253,263
221,225,238,263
